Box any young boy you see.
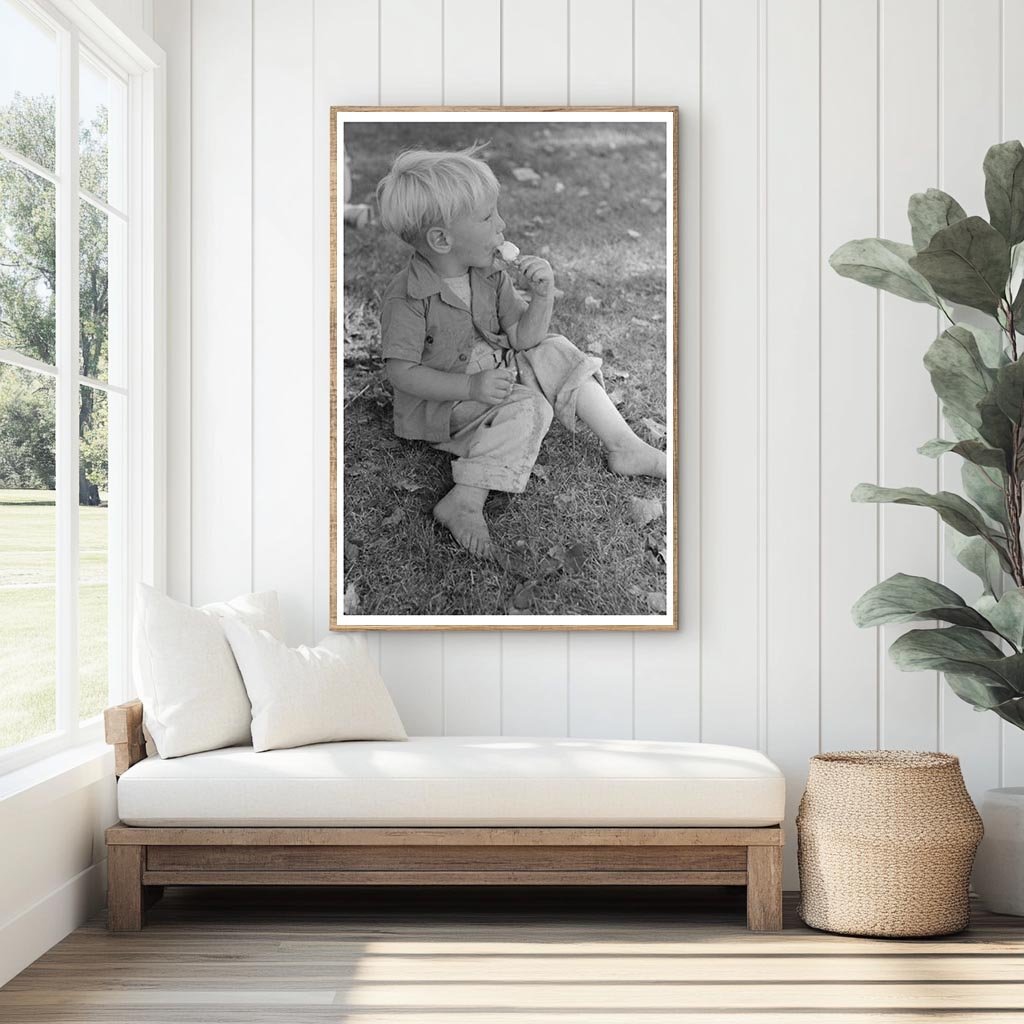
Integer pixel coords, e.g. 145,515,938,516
376,144,666,561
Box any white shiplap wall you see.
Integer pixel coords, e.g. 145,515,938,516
154,0,1024,887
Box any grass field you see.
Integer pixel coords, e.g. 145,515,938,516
0,489,108,751
342,121,670,617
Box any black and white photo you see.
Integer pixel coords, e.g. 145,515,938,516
331,108,678,629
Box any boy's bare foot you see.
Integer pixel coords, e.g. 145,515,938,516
433,485,496,559
607,440,668,479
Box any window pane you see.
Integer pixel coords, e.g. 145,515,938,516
79,51,125,209
80,203,123,384
0,362,56,750
79,384,110,723
0,158,56,365
0,0,57,173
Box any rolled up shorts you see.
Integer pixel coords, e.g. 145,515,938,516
431,335,604,493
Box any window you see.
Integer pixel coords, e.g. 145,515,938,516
0,0,162,773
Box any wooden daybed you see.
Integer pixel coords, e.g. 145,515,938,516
104,699,785,932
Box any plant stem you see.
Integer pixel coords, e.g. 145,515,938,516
1006,306,1024,587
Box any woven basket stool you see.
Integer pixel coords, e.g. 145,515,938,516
796,751,983,937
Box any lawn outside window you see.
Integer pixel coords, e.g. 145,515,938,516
0,0,164,776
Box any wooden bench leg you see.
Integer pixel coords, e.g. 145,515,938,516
107,845,145,931
746,845,783,931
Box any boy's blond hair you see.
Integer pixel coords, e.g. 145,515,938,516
376,143,499,245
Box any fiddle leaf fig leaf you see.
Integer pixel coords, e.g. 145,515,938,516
888,627,1024,701
942,406,983,442
984,140,1024,246
962,461,1009,528
976,589,1024,649
829,238,943,307
923,325,997,428
908,188,968,251
909,216,1011,314
852,573,994,630
950,532,1004,597
978,391,1016,457
967,322,1011,369
918,437,1007,471
851,483,1009,553
993,357,1024,423
944,671,1024,713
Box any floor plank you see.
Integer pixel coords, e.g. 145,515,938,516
2,886,1024,1021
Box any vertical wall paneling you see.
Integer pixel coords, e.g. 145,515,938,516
563,0,637,736
502,633,569,735
497,0,571,735
379,633,445,734
632,0,701,742
440,0,504,732
698,0,760,749
189,0,253,605
167,0,1022,894
877,0,941,751
567,0,632,104
819,0,879,752
442,0,501,106
253,0,315,646
567,633,634,738
314,0,381,661
1001,0,1024,785
153,0,190,604
376,0,446,724
443,639,502,734
938,0,1002,795
380,0,443,106
501,0,568,104
764,0,821,883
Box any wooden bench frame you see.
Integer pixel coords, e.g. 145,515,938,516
104,700,784,932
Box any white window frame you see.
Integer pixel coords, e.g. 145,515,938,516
0,0,165,776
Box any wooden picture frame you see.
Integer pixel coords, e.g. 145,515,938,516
331,107,679,630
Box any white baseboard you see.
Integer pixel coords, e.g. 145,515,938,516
0,859,107,987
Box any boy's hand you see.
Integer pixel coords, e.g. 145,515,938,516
468,367,516,405
517,255,555,297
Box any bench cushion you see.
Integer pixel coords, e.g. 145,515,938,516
116,736,786,827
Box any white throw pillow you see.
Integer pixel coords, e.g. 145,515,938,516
223,621,407,752
133,584,283,758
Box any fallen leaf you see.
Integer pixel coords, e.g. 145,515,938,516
382,507,405,527
552,287,565,300
630,316,652,328
343,582,361,614
554,493,572,510
645,533,667,562
586,340,604,356
531,464,550,481
554,181,565,193
628,496,663,528
511,166,541,183
650,311,664,321
563,541,594,573
512,580,538,609
627,229,642,240
584,295,602,309
641,417,667,440
645,592,667,613
394,476,426,492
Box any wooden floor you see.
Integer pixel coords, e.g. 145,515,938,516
2,886,1024,1022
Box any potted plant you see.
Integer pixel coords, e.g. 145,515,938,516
831,140,1024,914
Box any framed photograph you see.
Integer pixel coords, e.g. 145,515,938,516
331,107,678,630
